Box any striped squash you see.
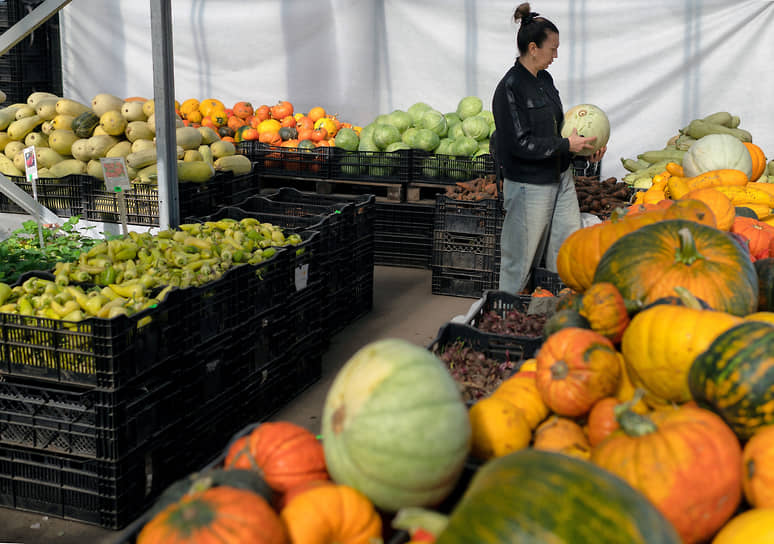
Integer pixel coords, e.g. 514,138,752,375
688,321,774,439
435,449,681,544
593,220,758,316
756,258,774,311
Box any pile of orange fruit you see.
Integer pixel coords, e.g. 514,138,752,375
176,98,360,147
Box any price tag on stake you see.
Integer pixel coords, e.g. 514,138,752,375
100,157,131,235
100,157,131,192
23,145,45,248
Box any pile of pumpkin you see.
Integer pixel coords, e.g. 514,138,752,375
176,97,361,148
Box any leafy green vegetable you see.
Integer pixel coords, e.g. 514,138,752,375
0,216,109,284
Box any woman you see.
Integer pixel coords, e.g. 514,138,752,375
492,3,605,294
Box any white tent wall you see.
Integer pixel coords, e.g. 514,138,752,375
59,0,774,180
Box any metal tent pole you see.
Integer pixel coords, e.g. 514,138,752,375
0,0,71,55
149,0,179,229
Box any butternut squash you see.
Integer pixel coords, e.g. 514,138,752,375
55,98,91,117
48,130,79,156
0,153,23,176
7,115,43,140
48,159,87,178
214,154,252,175
27,92,59,108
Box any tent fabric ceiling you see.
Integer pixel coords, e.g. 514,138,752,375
59,0,774,180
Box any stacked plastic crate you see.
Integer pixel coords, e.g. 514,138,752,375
0,0,63,104
374,201,435,269
0,279,194,529
431,196,505,298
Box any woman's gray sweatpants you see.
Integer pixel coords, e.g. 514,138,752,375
498,168,581,294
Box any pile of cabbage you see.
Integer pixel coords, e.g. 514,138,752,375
333,96,494,179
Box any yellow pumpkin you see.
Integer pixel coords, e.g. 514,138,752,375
712,509,774,543
532,415,591,460
492,370,549,429
744,312,774,326
621,290,743,404
468,396,531,460
742,425,774,508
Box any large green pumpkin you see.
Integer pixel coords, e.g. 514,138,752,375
594,219,758,316
688,321,774,440
755,258,774,311
436,449,681,543
322,339,471,511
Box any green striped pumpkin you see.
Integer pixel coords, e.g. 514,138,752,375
688,321,774,440
543,309,590,337
755,258,774,311
435,449,681,544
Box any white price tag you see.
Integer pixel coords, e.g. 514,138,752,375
294,264,309,291
23,146,38,186
100,157,131,192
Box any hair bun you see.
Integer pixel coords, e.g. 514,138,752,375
522,12,538,24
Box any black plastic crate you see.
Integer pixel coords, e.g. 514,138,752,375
80,175,222,226
0,438,183,529
431,267,498,299
0,281,186,389
0,372,183,460
350,269,374,322
233,305,292,379
432,230,498,272
239,247,291,321
532,267,568,295
236,194,345,256
80,176,160,227
330,148,411,183
411,151,495,185
176,262,249,344
237,141,332,179
1,175,83,217
178,329,252,416
466,290,548,359
321,285,351,336
0,191,26,214
376,200,435,229
0,0,22,29
375,231,432,269
434,195,504,236
287,279,324,344
216,167,260,207
429,321,530,367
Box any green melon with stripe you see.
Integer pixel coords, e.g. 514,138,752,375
435,449,681,543
688,321,774,440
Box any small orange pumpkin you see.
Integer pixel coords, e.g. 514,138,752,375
280,483,382,544
732,216,774,261
742,424,774,508
254,104,271,122
232,101,254,120
532,415,591,459
224,422,328,493
744,142,767,182
586,397,621,447
535,328,621,417
137,487,288,544
270,100,294,121
577,282,630,343
681,187,735,231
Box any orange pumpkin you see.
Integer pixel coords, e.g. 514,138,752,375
224,422,328,493
310,127,328,142
307,106,326,122
591,404,742,544
535,328,621,417
556,208,667,292
681,187,735,231
254,104,271,122
744,142,767,182
532,415,591,459
270,100,294,120
732,216,774,261
232,101,254,120
296,116,314,132
577,282,630,343
742,425,774,508
259,131,282,146
586,397,621,447
662,198,717,228
280,115,297,128
280,483,382,544
137,487,288,544
227,115,246,131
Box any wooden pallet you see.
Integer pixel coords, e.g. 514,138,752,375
259,174,406,201
406,182,454,202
